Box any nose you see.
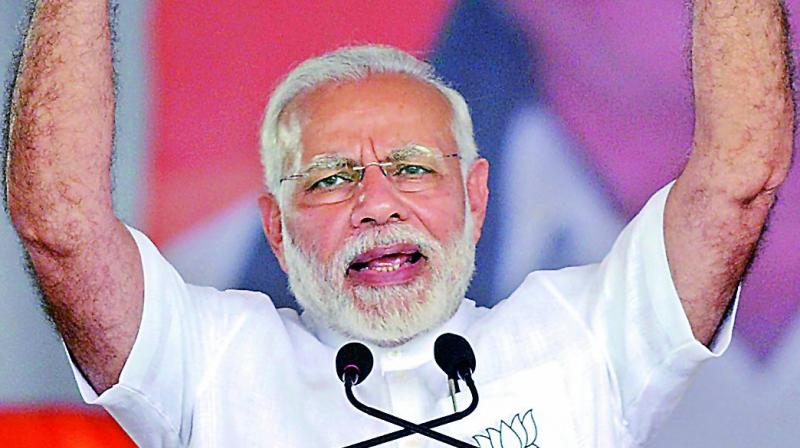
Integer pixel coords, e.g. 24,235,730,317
350,165,409,228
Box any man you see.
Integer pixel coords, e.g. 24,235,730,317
3,1,794,447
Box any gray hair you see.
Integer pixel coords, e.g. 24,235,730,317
258,45,479,198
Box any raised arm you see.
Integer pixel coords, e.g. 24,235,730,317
4,0,142,393
666,0,794,345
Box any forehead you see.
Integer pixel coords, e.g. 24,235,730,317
287,74,456,163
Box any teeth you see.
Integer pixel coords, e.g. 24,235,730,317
370,263,402,272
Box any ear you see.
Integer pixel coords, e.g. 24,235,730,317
258,193,288,272
465,158,489,245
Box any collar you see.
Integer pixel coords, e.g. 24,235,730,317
302,299,478,374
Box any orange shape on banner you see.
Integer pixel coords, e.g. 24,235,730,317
0,407,133,448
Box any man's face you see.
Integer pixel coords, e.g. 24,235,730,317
259,74,489,345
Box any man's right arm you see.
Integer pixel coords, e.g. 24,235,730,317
5,0,142,394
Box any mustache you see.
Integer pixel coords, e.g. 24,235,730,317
333,224,441,276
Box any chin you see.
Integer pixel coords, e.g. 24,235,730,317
345,281,464,346
295,252,473,346
283,217,477,346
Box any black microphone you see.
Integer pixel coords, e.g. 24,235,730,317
336,342,374,386
335,342,477,448
434,332,476,405
434,333,476,382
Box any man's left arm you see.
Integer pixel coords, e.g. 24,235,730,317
667,0,794,346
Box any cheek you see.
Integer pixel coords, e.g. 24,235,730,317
285,208,350,262
409,183,466,241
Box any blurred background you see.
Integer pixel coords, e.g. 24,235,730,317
1,0,798,446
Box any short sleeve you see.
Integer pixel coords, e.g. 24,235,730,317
64,226,264,447
579,182,738,443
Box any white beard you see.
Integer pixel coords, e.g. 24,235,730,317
282,216,476,347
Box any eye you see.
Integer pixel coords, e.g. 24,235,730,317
308,173,354,191
395,164,434,177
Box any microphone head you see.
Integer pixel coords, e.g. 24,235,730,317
335,342,374,386
434,333,476,381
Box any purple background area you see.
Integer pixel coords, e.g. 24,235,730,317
507,0,800,361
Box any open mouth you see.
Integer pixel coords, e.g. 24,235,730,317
346,243,427,286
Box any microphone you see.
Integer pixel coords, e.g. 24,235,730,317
336,342,374,386
434,333,476,409
434,333,476,382
336,336,479,448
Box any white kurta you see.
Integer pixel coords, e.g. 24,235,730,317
68,183,736,447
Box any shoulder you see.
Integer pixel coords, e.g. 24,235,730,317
472,264,602,342
183,285,299,330
496,264,603,314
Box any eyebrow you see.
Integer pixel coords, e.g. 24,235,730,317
300,143,440,171
301,154,357,172
390,143,437,160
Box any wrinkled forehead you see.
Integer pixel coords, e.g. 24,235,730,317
282,74,457,165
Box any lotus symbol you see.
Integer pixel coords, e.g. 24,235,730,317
472,409,538,448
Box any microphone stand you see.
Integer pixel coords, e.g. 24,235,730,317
343,375,479,448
